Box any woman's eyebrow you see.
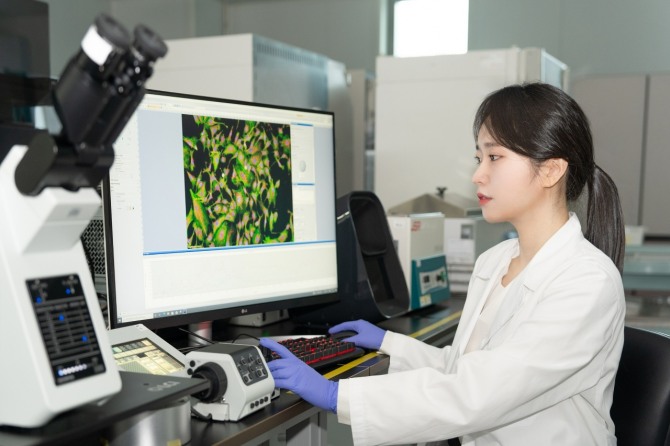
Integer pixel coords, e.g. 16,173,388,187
476,141,501,150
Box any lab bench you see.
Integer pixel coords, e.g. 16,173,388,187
0,300,462,446
623,244,670,293
190,300,463,446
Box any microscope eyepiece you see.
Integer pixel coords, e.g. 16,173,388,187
133,25,168,62
94,14,131,51
14,14,167,195
80,14,130,75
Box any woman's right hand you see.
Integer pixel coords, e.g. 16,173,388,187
328,319,387,350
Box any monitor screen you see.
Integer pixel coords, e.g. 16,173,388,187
103,90,339,329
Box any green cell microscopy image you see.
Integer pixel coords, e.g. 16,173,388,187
182,114,294,248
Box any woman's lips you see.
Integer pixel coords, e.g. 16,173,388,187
477,193,491,206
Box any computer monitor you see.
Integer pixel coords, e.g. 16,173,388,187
103,90,338,330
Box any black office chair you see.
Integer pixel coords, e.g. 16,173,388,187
611,326,670,446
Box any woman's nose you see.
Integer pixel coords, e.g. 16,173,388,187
472,163,485,184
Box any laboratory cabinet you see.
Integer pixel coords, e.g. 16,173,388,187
346,69,376,192
572,73,670,236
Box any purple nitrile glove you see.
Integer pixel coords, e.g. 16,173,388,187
259,338,339,413
328,319,386,350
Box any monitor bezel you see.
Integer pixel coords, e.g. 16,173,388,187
103,89,340,330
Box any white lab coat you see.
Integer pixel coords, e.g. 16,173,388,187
337,214,625,446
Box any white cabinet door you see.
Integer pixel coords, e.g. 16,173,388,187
642,74,670,235
572,75,646,227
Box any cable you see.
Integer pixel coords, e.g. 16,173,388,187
231,333,260,343
178,327,215,345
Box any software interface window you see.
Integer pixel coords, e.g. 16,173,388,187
107,93,337,326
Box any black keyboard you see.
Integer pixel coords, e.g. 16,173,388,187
260,335,365,370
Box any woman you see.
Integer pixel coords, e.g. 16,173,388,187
261,82,626,446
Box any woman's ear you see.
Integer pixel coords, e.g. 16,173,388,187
540,158,568,188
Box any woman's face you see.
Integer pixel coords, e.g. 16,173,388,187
472,125,544,225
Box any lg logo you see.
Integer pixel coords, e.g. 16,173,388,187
147,381,181,392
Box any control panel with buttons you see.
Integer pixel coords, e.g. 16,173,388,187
186,343,276,422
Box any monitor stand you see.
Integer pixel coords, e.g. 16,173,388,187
229,310,289,327
188,321,213,346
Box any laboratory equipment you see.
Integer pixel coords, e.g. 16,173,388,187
292,191,410,326
0,14,166,428
411,255,450,307
108,324,191,378
187,343,275,422
443,217,516,293
387,213,450,310
109,324,276,423
103,90,339,330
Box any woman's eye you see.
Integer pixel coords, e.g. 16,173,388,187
474,156,481,165
489,155,500,161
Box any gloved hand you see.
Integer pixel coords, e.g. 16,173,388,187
259,338,339,413
329,319,386,350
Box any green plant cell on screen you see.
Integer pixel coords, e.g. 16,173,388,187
183,114,294,249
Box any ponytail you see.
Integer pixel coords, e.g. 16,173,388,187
584,165,625,273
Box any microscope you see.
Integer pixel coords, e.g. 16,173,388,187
0,14,166,428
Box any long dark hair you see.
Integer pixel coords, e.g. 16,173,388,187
473,83,624,272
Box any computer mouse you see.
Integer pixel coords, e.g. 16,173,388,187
330,330,358,342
